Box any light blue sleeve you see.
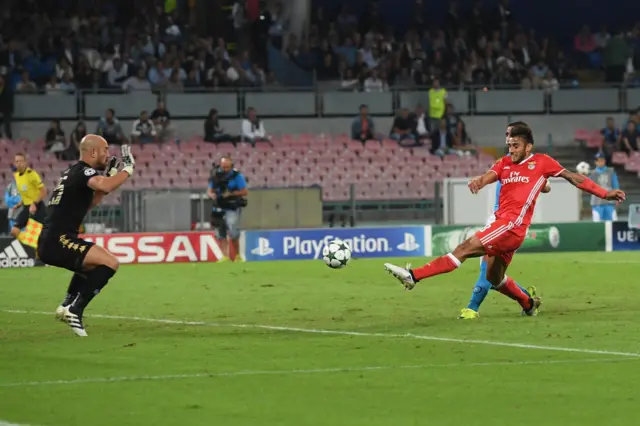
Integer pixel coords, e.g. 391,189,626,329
234,173,247,190
493,181,501,212
612,172,620,190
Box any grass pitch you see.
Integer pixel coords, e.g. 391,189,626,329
1,252,639,426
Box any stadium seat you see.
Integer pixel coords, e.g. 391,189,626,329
574,129,591,141
611,152,628,165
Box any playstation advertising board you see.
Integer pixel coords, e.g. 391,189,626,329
0,237,40,268
243,226,429,261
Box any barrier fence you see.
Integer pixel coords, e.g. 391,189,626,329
0,221,637,268
9,86,640,120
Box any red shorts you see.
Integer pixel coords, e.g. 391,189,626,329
474,219,526,266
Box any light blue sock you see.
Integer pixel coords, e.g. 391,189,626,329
466,260,492,312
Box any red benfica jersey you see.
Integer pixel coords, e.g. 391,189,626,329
490,153,565,227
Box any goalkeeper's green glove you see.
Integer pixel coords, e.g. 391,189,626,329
121,144,136,176
106,156,120,177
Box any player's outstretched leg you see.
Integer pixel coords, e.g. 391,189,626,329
61,245,119,337
485,256,541,316
384,235,485,290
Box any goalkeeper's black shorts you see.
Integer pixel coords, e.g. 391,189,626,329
37,230,94,272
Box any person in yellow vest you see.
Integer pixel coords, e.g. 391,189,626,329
11,153,47,239
428,78,448,133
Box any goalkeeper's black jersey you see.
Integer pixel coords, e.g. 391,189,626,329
43,161,96,235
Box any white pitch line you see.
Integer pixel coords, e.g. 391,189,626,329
0,421,38,426
3,309,640,358
0,358,635,388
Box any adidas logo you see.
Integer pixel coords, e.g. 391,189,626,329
0,240,35,268
251,237,274,256
397,233,420,252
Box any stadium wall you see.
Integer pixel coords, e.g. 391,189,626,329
10,113,631,147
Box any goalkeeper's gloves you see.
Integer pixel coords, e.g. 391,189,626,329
121,145,136,176
106,156,120,177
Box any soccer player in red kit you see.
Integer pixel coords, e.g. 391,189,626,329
384,122,626,316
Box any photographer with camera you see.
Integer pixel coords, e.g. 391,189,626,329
207,156,248,262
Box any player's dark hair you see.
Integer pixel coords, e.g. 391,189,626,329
508,122,534,145
507,121,528,128
14,152,26,159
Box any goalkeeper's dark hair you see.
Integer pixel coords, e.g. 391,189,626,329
508,122,534,145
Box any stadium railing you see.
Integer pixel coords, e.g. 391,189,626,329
10,84,640,121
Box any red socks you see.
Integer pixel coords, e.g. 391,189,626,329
495,276,532,310
411,253,461,281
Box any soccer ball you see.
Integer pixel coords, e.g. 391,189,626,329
576,161,591,175
322,240,352,269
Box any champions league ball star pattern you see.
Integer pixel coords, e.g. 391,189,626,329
322,240,352,269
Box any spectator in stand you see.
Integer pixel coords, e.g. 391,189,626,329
428,79,447,133
166,70,184,92
56,57,74,81
574,25,597,68
148,60,170,88
15,71,37,93
241,107,270,146
627,108,640,128
430,118,461,157
541,70,559,93
66,121,86,160
96,108,127,146
74,57,94,90
594,26,611,52
45,76,62,95
0,75,13,139
621,120,640,155
151,101,174,143
123,68,152,92
317,53,340,80
600,117,621,165
351,104,376,144
205,109,236,144
445,104,465,145
131,111,158,144
185,69,201,88
410,104,430,141
604,30,628,83
364,69,387,92
60,73,76,93
45,120,66,160
530,59,548,80
390,108,417,147
521,69,541,89
107,58,129,89
341,69,360,91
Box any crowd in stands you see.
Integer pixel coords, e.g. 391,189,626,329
0,1,276,95
278,1,577,91
269,1,640,91
598,109,640,164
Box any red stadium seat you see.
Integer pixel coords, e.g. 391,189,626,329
611,152,628,165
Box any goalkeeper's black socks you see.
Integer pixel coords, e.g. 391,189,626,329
69,265,116,316
61,273,87,307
